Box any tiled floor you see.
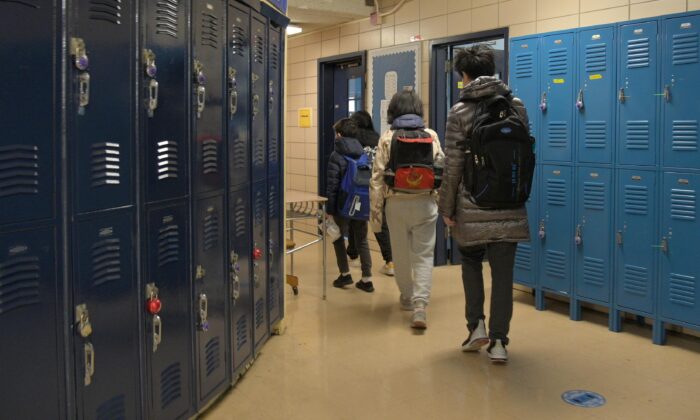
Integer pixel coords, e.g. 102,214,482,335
204,244,700,420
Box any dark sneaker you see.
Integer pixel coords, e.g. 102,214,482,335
333,274,353,288
487,339,508,363
461,319,489,352
355,280,374,293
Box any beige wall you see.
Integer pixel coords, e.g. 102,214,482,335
285,0,700,194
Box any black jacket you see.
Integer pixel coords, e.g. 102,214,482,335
355,127,380,149
326,136,365,215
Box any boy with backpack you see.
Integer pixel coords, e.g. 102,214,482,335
326,118,374,292
439,45,534,362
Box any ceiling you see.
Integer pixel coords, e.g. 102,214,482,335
287,0,378,33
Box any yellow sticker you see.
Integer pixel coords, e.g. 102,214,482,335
553,79,565,84
457,81,464,89
298,107,313,128
589,74,603,80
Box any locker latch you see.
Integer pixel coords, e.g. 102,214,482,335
575,224,583,246
663,85,671,103
538,220,546,240
576,89,584,111
78,73,91,115
193,60,206,119
252,94,260,119
618,88,626,104
228,67,238,117
268,239,274,260
616,230,623,246
71,38,90,115
196,264,206,280
152,315,162,353
83,343,95,386
198,294,209,332
144,49,159,118
230,251,241,302
75,304,93,338
652,237,669,254
539,92,547,112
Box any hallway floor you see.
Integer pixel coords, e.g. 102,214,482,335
204,245,700,420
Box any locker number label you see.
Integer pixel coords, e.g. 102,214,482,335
589,74,603,80
553,79,565,84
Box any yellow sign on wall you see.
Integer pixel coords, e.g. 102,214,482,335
298,107,312,128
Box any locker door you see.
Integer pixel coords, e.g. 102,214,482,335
192,0,226,195
142,0,190,203
0,227,62,419
514,166,539,287
193,195,228,405
509,37,540,153
615,169,656,314
73,210,139,420
575,167,613,303
0,1,57,225
250,13,267,182
617,21,659,166
539,165,573,294
662,15,700,169
227,3,251,188
69,0,135,214
251,181,269,349
267,25,282,179
660,172,700,324
144,202,192,420
577,27,615,164
540,33,574,163
229,185,253,376
267,178,282,326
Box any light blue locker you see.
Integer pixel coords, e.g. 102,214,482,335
514,165,539,288
662,14,700,169
510,37,540,154
539,165,573,294
577,26,615,164
617,21,659,166
540,33,575,162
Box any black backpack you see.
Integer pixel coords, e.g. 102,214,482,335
384,128,443,193
462,94,535,209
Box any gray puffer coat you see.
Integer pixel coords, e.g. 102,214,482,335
438,76,531,247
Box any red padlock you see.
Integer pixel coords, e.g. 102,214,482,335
146,297,162,315
253,247,263,260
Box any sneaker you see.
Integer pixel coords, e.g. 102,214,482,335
349,257,360,268
461,320,489,352
355,279,374,293
487,340,508,363
399,295,413,311
332,274,353,288
379,262,395,276
411,308,427,329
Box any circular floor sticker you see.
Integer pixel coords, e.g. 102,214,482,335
561,390,606,408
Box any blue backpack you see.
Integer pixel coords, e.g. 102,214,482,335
338,153,371,220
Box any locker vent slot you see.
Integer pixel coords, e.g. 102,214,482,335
234,197,246,239
0,144,39,198
268,184,278,219
236,315,248,351
585,43,607,73
672,32,699,65
254,190,264,227
584,121,607,149
231,24,247,57
624,185,648,215
514,244,532,272
546,178,567,206
202,139,219,175
270,41,280,71
89,0,122,25
514,53,534,78
671,121,698,151
157,140,179,180
545,250,566,279
0,0,39,8
669,273,696,307
547,121,568,149
0,255,40,316
91,238,121,287
158,224,180,267
232,137,246,172
626,38,650,69
583,257,605,288
253,139,265,168
268,139,279,166
96,394,126,420
625,121,650,150
91,142,121,187
255,298,264,327
201,12,219,49
155,0,179,38
547,48,568,76
583,182,605,210
160,362,182,409
670,189,696,221
254,35,264,64
623,265,648,296
203,211,219,251
205,337,221,377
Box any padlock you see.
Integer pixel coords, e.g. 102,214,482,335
253,247,263,260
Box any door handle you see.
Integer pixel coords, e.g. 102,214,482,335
228,67,238,117
196,85,206,119
152,315,162,352
147,79,159,118
84,342,95,386
198,293,209,332
618,88,626,103
576,89,584,111
616,230,623,246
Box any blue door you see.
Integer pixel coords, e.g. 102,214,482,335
252,181,269,350
615,169,657,314
577,27,615,164
267,178,283,327
662,15,700,169
539,165,573,294
660,172,700,325
514,166,539,287
228,2,251,188
617,21,659,166
540,33,574,163
509,36,540,154
267,25,283,179
575,167,613,303
251,12,268,182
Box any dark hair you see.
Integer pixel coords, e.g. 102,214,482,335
453,45,495,80
351,110,374,130
386,89,423,124
333,118,358,138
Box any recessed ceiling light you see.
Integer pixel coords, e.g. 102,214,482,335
287,25,303,35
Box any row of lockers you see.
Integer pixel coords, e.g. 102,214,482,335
0,0,287,419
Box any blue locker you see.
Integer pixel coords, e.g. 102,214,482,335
577,27,616,164
267,24,283,179
250,12,268,182
540,33,575,163
539,165,574,294
509,37,540,153
267,177,283,327
252,181,269,350
514,166,539,288
617,21,659,166
144,202,192,420
228,2,252,188
660,172,700,326
73,210,139,420
615,169,657,314
575,167,613,303
662,15,700,169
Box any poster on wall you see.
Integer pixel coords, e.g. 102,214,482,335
367,44,422,135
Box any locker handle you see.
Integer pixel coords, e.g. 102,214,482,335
539,92,547,112
71,37,89,70
664,85,671,103
75,303,93,338
152,315,162,353
84,342,95,386
147,79,159,118
538,220,546,240
652,238,669,254
198,294,209,332
231,272,240,302
252,94,260,119
575,224,583,246
616,230,623,246
618,88,626,104
228,67,238,117
230,89,238,117
196,85,206,119
79,73,90,112
576,89,584,111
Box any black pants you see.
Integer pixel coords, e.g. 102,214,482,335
459,242,517,345
347,215,393,263
333,216,372,278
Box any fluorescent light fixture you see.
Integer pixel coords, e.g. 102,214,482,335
287,25,302,35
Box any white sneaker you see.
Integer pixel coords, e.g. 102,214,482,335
461,319,489,352
399,294,413,311
487,340,508,363
379,262,395,276
411,308,427,329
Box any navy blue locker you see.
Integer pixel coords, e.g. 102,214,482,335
617,21,659,166
615,169,657,314
73,210,139,420
540,33,575,163
229,185,253,377
142,0,190,203
662,15,700,169
69,0,135,214
251,181,269,350
193,194,229,406
227,2,251,188
659,172,700,326
144,202,192,420
514,166,539,288
577,27,616,164
575,167,613,303
509,36,540,153
267,24,283,179
0,227,63,418
192,0,226,195
267,177,283,327
539,165,574,294
250,12,268,182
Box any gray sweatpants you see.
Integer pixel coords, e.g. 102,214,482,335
385,195,438,306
